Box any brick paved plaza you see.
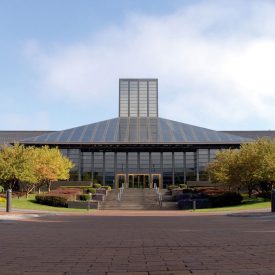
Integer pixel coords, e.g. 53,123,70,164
0,211,275,274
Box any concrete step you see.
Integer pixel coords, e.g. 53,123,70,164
100,188,162,210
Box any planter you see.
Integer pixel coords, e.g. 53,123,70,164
92,194,105,201
96,188,108,195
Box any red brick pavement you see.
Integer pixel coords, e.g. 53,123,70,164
0,212,275,274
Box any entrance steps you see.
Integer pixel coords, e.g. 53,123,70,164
100,188,161,210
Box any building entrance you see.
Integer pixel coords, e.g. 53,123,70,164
115,173,162,189
128,174,150,188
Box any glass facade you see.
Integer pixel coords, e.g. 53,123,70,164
119,79,158,117
20,78,249,190
64,149,220,188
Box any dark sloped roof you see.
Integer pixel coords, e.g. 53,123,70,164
0,131,54,145
221,131,275,139
20,117,251,145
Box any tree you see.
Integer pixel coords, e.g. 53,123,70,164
207,149,240,191
33,146,73,193
0,144,74,196
208,138,275,197
0,144,37,191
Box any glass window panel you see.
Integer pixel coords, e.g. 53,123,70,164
105,172,115,187
163,152,172,172
151,152,161,173
163,172,172,189
199,149,209,181
128,152,138,172
140,152,149,173
82,152,92,181
186,152,196,181
105,152,114,172
117,152,126,173
93,152,104,171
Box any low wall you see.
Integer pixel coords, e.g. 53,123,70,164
40,181,93,191
67,201,99,210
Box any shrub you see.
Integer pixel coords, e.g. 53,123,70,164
93,183,102,189
60,186,91,189
86,187,96,194
179,184,188,189
54,188,82,196
101,186,111,191
210,192,243,207
197,187,225,196
0,196,6,203
79,194,91,201
167,185,179,191
35,194,72,207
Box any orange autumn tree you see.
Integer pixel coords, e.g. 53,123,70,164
34,146,74,193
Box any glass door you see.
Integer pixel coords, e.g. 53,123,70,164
116,174,126,188
152,174,161,188
128,174,150,188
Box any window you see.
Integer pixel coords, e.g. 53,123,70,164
82,152,92,181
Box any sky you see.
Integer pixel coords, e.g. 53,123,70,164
1,0,275,131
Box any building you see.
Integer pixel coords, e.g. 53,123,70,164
0,78,273,189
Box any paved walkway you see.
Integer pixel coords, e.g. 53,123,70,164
0,211,275,274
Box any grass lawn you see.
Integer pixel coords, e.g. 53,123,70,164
196,197,271,212
0,194,90,212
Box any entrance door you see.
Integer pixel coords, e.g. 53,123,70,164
116,174,126,188
152,174,161,188
128,174,150,188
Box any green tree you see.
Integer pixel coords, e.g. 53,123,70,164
0,144,74,196
208,138,275,197
33,146,73,192
0,144,37,191
207,149,240,191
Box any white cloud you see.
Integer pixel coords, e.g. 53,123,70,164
25,0,275,130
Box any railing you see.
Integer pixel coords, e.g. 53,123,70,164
117,184,124,201
154,183,162,208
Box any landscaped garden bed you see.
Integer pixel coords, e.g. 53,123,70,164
34,183,111,209
166,185,256,210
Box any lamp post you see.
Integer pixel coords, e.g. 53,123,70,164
6,189,12,212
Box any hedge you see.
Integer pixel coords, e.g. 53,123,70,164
101,186,111,191
79,194,91,201
86,187,96,194
210,192,243,207
35,194,72,207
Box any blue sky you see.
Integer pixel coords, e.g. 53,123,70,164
1,0,275,131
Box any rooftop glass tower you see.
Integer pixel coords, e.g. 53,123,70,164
119,79,158,117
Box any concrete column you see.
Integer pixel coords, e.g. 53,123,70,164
114,152,117,189
91,152,94,185
160,152,163,188
103,152,106,185
183,152,186,183
126,152,129,188
172,152,175,185
196,150,199,182
149,152,152,188
78,149,82,181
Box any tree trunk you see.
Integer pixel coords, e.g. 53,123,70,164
47,182,51,193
